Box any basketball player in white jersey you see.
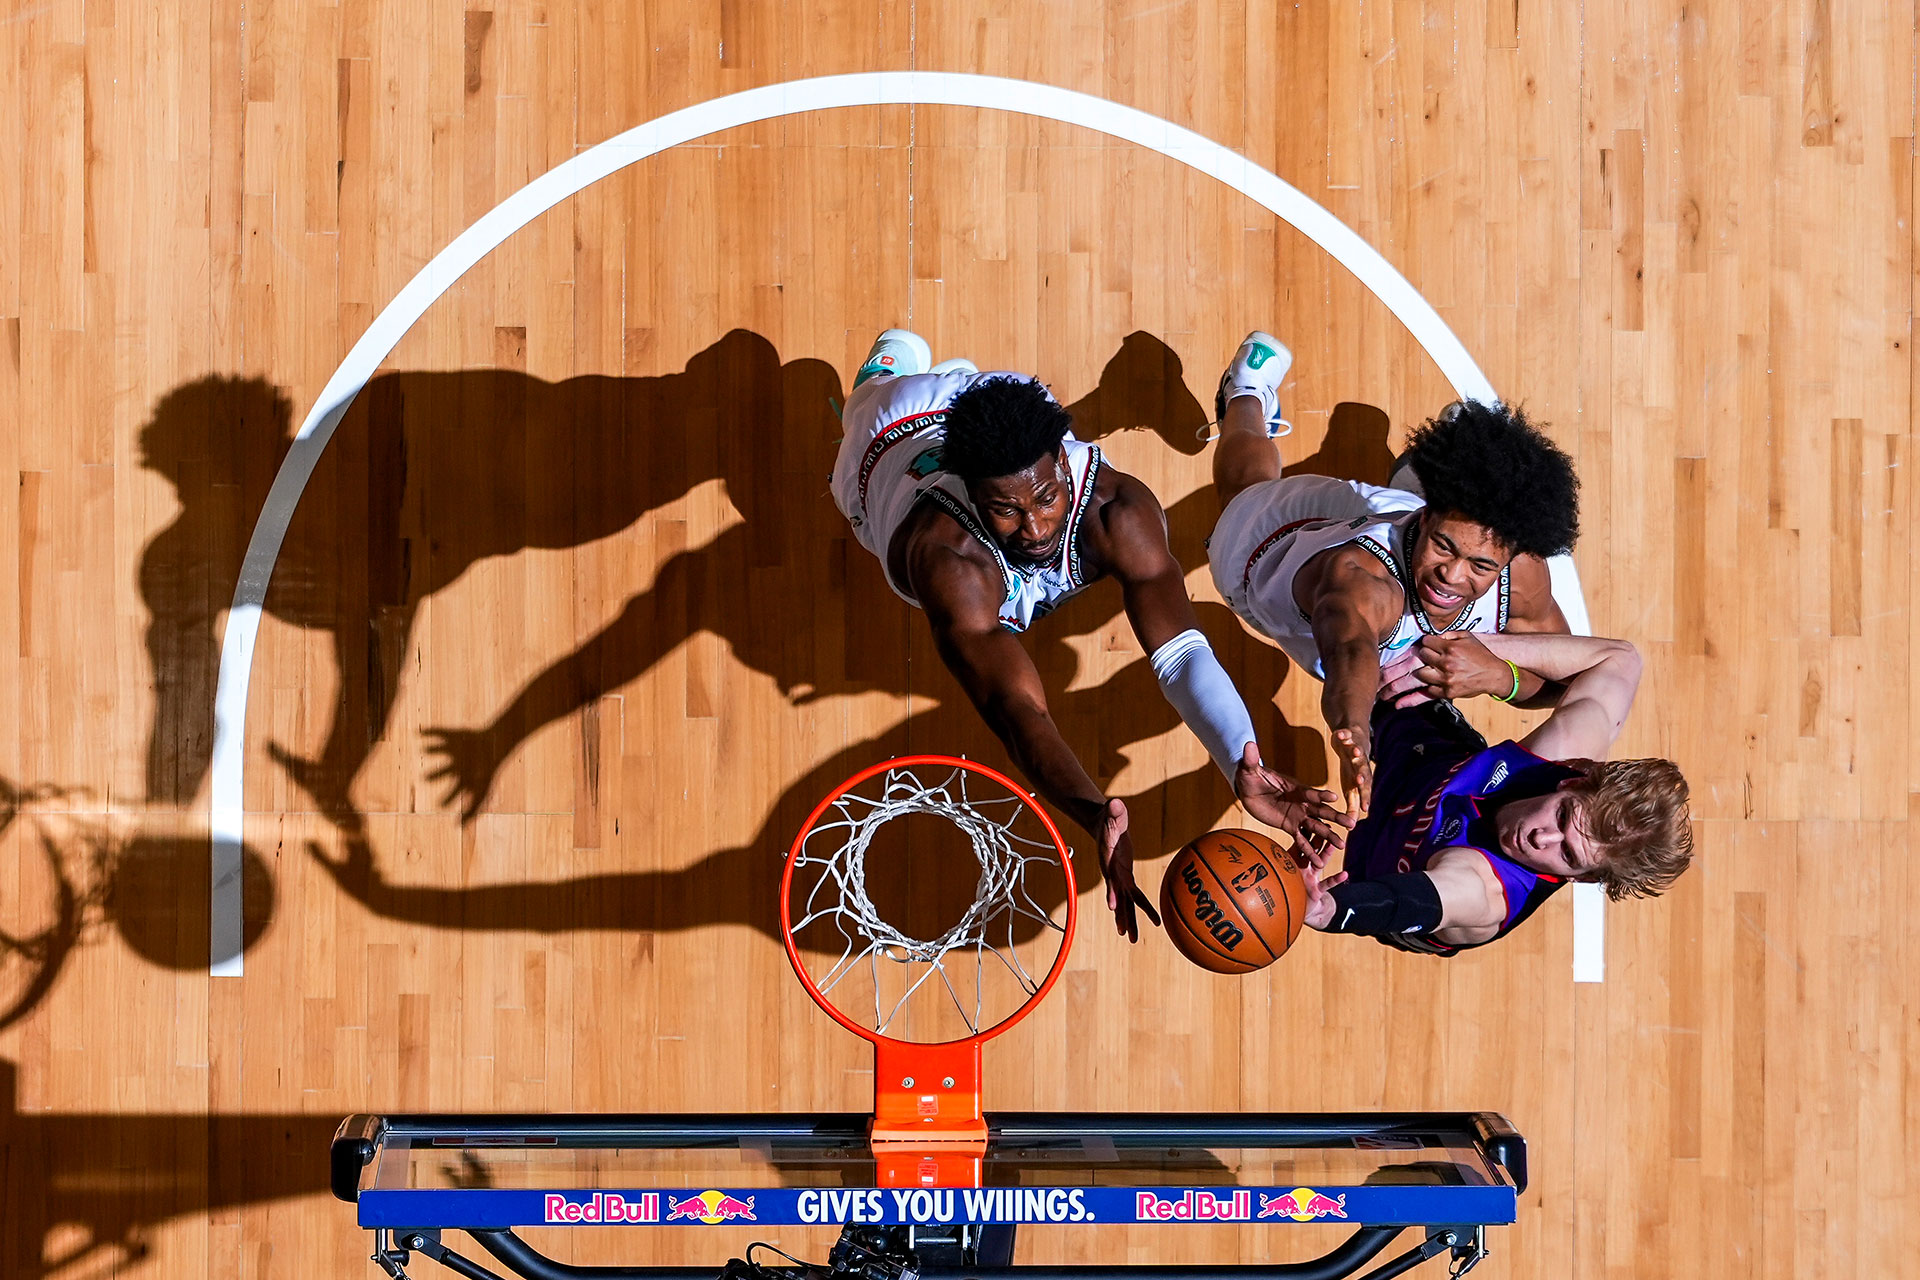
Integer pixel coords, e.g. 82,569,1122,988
1205,332,1580,813
833,330,1351,942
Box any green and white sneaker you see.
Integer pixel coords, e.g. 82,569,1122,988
929,357,978,376
854,329,933,388
1213,331,1294,438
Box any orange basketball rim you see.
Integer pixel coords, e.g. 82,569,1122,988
781,755,1077,1187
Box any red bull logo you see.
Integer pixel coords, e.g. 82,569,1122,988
665,1191,758,1224
542,1192,658,1223
1133,1189,1252,1221
1257,1188,1348,1222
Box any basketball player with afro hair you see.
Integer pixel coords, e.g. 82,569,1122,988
832,330,1352,942
1203,330,1583,812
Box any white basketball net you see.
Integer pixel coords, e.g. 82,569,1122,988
787,763,1068,1040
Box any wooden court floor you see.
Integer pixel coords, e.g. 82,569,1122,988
0,1,1914,1277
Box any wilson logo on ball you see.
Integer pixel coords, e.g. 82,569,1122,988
1179,862,1246,951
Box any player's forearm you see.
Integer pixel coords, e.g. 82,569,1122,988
1510,673,1566,709
982,698,1110,836
1479,633,1638,684
1149,629,1258,781
1319,639,1381,737
1489,634,1641,749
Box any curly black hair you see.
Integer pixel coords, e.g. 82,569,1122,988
939,376,1074,483
1399,401,1579,557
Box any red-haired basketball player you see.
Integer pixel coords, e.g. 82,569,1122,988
1277,632,1694,954
833,330,1351,942
1205,332,1581,812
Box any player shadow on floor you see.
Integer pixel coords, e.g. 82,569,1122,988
0,781,275,1036
1150,400,1397,573
135,329,1212,826
1282,401,1398,488
134,330,1348,947
304,592,1325,945
0,1058,343,1280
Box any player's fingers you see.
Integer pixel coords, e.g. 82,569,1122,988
1378,672,1418,699
1135,887,1162,928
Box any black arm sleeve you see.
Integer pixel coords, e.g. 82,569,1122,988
1323,873,1445,938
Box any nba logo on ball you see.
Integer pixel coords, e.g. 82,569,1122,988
1159,830,1308,975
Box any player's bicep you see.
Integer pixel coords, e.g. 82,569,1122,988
1095,480,1202,654
917,558,1048,721
1426,849,1506,938
1305,556,1397,653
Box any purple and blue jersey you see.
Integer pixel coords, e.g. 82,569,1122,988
1344,701,1575,956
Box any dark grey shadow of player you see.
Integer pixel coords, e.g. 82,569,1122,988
0,1058,341,1280
137,330,1223,829
0,778,273,1035
304,595,1324,944
406,330,1219,823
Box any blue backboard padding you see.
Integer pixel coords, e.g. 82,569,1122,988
359,1184,1516,1230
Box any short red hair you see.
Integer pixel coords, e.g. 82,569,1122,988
1562,758,1694,900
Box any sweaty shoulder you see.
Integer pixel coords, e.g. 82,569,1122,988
1294,541,1403,637
893,500,1005,625
1502,554,1569,633
1073,463,1169,578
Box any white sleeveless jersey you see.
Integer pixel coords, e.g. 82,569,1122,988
831,370,1104,634
1207,474,1510,678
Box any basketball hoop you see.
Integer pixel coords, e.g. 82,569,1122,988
781,756,1076,1186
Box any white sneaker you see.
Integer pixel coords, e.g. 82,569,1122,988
1213,331,1294,438
854,329,933,387
929,357,978,376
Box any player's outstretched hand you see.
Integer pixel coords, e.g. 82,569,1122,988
1232,743,1352,867
1098,797,1161,943
1332,727,1373,820
421,726,504,823
1300,864,1349,931
1378,633,1512,706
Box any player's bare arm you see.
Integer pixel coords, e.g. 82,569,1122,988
906,522,1160,943
1084,473,1352,857
1380,632,1641,764
1296,844,1501,944
1295,547,1403,811
1486,633,1642,761
1371,556,1570,710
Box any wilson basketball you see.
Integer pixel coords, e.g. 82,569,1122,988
1159,829,1308,974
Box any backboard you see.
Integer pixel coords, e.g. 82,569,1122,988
331,1109,1525,1279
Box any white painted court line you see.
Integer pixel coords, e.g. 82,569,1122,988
208,71,1597,978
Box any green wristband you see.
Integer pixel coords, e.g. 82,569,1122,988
1493,659,1522,703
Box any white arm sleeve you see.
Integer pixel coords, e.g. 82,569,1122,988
1150,629,1259,782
